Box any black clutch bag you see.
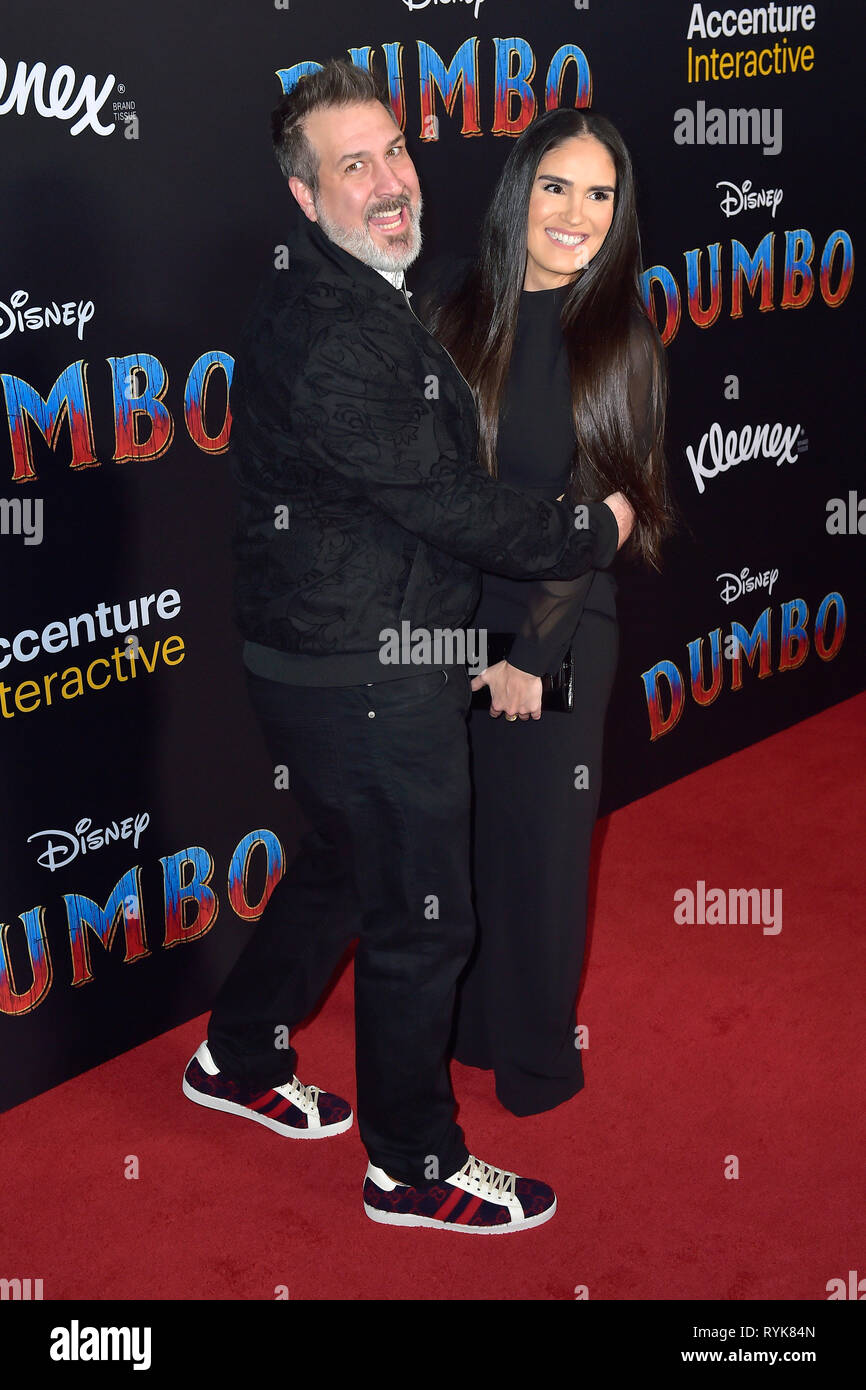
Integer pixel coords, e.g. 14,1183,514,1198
470,633,574,712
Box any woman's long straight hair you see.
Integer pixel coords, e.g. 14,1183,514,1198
430,108,673,567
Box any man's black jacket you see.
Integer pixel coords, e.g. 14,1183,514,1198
228,210,619,684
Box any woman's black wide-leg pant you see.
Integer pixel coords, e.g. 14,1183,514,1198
452,609,619,1116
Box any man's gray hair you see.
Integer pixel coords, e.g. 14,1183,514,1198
271,59,394,192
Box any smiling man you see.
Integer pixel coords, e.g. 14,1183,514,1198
294,99,423,267
183,59,634,1234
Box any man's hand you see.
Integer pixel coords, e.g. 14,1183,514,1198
470,660,543,720
602,491,635,549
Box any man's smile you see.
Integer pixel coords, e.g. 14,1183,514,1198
368,204,410,233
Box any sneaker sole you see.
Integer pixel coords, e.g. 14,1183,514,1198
362,1196,556,1233
182,1075,353,1138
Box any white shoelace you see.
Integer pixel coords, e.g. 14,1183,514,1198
456,1155,517,1200
274,1075,320,1113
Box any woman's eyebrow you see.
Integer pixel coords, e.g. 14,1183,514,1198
536,174,615,192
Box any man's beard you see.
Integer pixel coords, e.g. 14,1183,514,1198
313,191,423,272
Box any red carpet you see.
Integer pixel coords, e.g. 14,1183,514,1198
2,693,863,1301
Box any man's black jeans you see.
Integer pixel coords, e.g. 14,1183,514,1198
208,664,474,1187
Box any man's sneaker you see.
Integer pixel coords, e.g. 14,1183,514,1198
182,1040,353,1138
363,1154,556,1232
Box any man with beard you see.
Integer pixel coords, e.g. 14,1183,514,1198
183,60,634,1234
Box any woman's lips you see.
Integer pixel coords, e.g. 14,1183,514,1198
545,227,588,248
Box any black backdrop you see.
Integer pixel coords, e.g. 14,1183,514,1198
1,0,862,1111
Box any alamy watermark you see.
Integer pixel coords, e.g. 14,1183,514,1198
0,497,43,545
379,622,488,675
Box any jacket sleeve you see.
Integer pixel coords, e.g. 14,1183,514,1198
287,317,619,580
504,314,657,675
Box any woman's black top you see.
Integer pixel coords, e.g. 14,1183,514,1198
474,283,616,677
412,261,656,678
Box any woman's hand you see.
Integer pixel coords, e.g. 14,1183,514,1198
602,490,635,548
470,660,543,720
559,488,633,547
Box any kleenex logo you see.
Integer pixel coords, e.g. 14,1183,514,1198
0,57,116,136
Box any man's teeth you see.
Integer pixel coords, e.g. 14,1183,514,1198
371,208,404,224
547,229,585,246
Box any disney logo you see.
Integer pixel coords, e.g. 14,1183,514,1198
717,179,783,219
27,812,150,871
0,289,94,341
717,567,779,604
403,0,486,19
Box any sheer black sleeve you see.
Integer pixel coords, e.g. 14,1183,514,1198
506,313,656,677
506,572,595,676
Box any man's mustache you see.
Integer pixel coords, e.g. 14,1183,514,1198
367,196,413,220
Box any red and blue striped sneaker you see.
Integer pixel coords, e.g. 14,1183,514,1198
182,1040,353,1138
363,1154,556,1233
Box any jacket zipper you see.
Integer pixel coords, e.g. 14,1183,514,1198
403,291,479,427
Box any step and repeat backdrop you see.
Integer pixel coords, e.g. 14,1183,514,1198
1,1,861,1110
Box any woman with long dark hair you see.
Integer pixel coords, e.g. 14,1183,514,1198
420,108,673,1116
